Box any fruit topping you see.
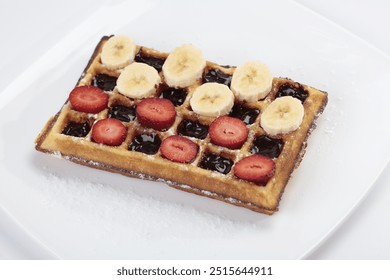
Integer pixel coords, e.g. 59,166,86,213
160,87,187,106
62,121,91,137
231,61,273,102
199,153,233,174
91,118,127,146
260,96,304,136
91,73,117,91
100,35,136,70
229,104,260,125
116,62,161,99
190,83,234,117
250,135,284,158
108,105,136,122
202,68,232,87
162,44,206,88
234,154,275,185
177,119,208,139
160,135,198,163
128,133,161,155
136,98,176,130
276,83,308,103
69,85,109,114
209,116,248,149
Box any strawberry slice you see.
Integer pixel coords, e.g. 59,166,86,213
209,116,248,149
69,85,109,114
136,98,176,130
160,135,198,163
91,118,127,146
234,154,275,185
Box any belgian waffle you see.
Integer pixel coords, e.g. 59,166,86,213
35,35,328,214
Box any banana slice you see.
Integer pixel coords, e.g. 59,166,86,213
231,61,273,102
190,83,234,117
116,62,161,99
101,35,137,70
260,96,304,135
162,44,206,88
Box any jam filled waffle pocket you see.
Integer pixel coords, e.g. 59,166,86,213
35,35,328,214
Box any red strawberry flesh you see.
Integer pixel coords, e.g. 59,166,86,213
136,98,176,130
209,116,248,149
91,118,127,146
160,135,198,163
69,85,109,114
234,154,275,185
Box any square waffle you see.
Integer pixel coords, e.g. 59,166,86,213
35,35,328,214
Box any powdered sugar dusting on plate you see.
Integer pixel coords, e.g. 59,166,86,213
36,169,265,242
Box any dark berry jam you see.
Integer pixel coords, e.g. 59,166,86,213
108,105,136,122
250,135,283,158
91,73,117,91
160,87,187,106
128,133,161,155
276,83,308,103
62,121,90,137
199,153,233,174
178,119,208,139
134,51,165,72
229,104,260,125
202,68,232,87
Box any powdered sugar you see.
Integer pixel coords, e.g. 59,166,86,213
51,150,63,159
35,168,264,244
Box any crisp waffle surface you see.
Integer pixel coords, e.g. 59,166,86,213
35,35,328,214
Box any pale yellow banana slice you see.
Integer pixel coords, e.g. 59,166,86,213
231,61,273,102
101,35,137,70
190,83,234,117
260,96,304,135
162,44,206,88
116,62,161,99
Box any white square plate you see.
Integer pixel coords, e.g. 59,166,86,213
1,0,390,259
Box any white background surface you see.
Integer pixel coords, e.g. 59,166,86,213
0,0,389,259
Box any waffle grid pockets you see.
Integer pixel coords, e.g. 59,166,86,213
35,35,328,214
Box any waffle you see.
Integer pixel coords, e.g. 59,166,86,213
35,35,328,214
